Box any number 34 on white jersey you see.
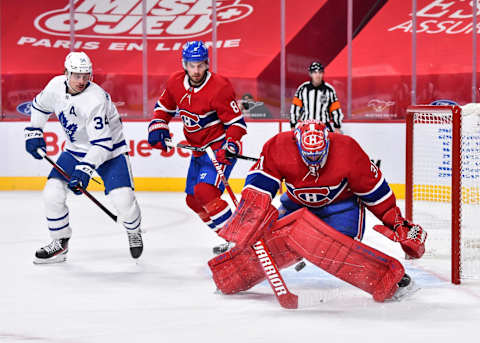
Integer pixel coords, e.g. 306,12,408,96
31,75,129,167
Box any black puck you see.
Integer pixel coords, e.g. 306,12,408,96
294,261,306,272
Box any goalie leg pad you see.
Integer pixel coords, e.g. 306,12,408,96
208,221,301,294
43,178,71,239
218,188,279,249
208,246,266,294
263,217,302,268
283,208,405,302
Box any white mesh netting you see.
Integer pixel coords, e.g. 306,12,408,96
410,105,480,280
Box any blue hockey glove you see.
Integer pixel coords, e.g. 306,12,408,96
148,119,171,151
68,162,95,195
216,138,241,165
24,127,46,160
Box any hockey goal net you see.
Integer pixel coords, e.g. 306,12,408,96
406,105,480,284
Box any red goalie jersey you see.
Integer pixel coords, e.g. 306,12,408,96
152,71,247,152
244,130,396,221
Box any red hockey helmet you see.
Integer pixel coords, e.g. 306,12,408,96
294,120,330,167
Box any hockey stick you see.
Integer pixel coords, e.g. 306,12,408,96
39,150,118,222
166,140,259,162
204,146,239,207
205,146,298,309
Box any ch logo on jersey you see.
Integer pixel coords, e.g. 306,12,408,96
292,187,331,207
287,179,348,208
58,111,78,142
179,109,201,132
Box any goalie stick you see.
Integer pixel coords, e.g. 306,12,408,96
165,140,259,162
204,146,298,309
38,150,118,223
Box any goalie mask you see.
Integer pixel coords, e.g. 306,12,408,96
294,120,330,169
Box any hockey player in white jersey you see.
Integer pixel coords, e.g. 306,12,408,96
24,51,143,263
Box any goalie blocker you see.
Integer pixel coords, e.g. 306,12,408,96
209,207,407,302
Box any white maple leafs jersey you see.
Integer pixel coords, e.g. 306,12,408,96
30,75,129,168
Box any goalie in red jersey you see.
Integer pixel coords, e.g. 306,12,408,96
208,120,427,302
148,41,247,251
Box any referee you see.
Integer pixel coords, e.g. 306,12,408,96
290,61,343,132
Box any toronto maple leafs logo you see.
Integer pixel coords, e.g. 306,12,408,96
58,111,78,142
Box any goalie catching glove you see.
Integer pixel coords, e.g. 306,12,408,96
374,206,427,259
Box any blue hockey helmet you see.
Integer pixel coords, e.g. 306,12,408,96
294,120,330,167
182,41,209,68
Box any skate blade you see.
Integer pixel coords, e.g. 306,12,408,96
213,242,234,255
388,280,421,302
129,247,143,259
33,252,67,265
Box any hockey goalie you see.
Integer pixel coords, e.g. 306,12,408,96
208,120,427,302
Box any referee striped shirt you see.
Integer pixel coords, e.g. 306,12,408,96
290,81,343,131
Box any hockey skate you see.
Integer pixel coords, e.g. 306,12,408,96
389,273,420,301
212,241,235,255
127,230,143,259
34,238,70,264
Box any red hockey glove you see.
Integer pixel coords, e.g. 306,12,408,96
374,207,427,259
216,138,241,165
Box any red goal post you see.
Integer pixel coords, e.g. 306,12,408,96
406,105,480,285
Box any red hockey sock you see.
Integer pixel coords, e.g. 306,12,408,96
193,182,221,204
194,183,232,229
186,194,215,230
204,198,232,229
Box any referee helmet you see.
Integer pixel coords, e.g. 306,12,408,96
308,61,325,73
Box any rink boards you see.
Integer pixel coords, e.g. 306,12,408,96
0,121,405,196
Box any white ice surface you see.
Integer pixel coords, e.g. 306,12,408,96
1,191,479,343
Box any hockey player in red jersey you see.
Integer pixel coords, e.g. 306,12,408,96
148,41,247,250
208,120,427,302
